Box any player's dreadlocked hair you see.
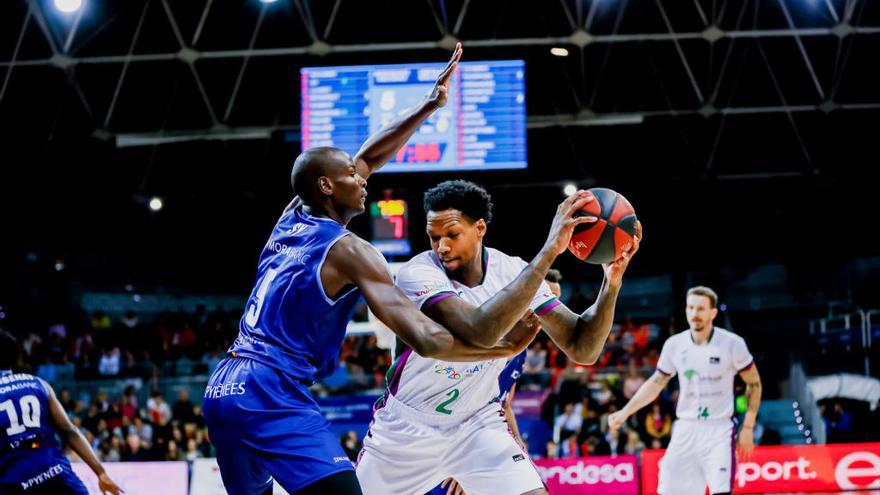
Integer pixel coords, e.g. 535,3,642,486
423,180,493,224
0,330,19,370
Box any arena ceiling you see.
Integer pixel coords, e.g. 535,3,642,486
1,0,878,288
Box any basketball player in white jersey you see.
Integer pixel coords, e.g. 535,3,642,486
356,180,641,495
608,286,762,495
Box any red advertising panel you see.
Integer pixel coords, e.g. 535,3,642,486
641,443,880,495
534,455,640,495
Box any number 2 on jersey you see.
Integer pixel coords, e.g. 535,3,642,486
244,268,279,327
435,388,460,415
1,395,41,435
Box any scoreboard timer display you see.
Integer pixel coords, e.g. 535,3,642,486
370,199,410,256
301,60,527,173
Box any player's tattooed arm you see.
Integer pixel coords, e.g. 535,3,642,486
537,275,620,364
352,44,463,179
330,235,536,361
739,364,762,427
536,223,641,364
42,380,124,495
738,364,762,458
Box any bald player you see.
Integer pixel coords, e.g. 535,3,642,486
202,45,580,495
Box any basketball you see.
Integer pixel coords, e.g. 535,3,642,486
568,188,638,264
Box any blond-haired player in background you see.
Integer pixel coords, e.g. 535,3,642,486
608,286,762,495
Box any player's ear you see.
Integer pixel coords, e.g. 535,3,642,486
710,307,719,320
475,218,487,239
317,176,333,197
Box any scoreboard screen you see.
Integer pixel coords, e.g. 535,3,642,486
301,60,527,173
370,199,411,256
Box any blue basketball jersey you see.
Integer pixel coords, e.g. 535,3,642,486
497,350,526,406
227,206,362,383
0,371,75,488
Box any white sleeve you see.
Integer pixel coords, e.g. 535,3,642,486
509,256,560,316
731,336,755,372
656,338,677,377
395,259,458,310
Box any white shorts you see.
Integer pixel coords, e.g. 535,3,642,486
658,419,736,495
356,394,545,495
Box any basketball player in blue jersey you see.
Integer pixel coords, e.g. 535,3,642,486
428,271,562,495
203,44,586,495
0,330,123,495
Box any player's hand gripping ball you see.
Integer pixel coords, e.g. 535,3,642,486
567,188,638,264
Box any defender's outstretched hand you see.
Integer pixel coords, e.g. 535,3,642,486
428,43,463,108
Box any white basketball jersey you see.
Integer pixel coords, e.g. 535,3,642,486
656,327,754,421
389,246,558,418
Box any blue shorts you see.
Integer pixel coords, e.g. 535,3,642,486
203,357,354,495
1,457,88,495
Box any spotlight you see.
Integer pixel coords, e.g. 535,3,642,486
551,47,569,57
149,197,164,212
563,183,577,196
259,0,278,3
54,260,65,272
792,401,799,408
54,0,83,13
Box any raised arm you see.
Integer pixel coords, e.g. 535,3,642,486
607,370,671,431
353,44,463,179
43,381,123,495
424,192,599,348
536,222,642,363
328,235,537,361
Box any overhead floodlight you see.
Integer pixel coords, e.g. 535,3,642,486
259,0,278,3
551,47,569,57
563,183,577,196
149,197,164,212
54,0,83,13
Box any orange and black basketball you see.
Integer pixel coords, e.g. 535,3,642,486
568,188,638,264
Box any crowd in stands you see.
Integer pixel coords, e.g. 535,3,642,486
17,306,241,381
14,302,395,392
6,289,880,466
518,311,677,459
820,398,880,444
60,386,213,463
